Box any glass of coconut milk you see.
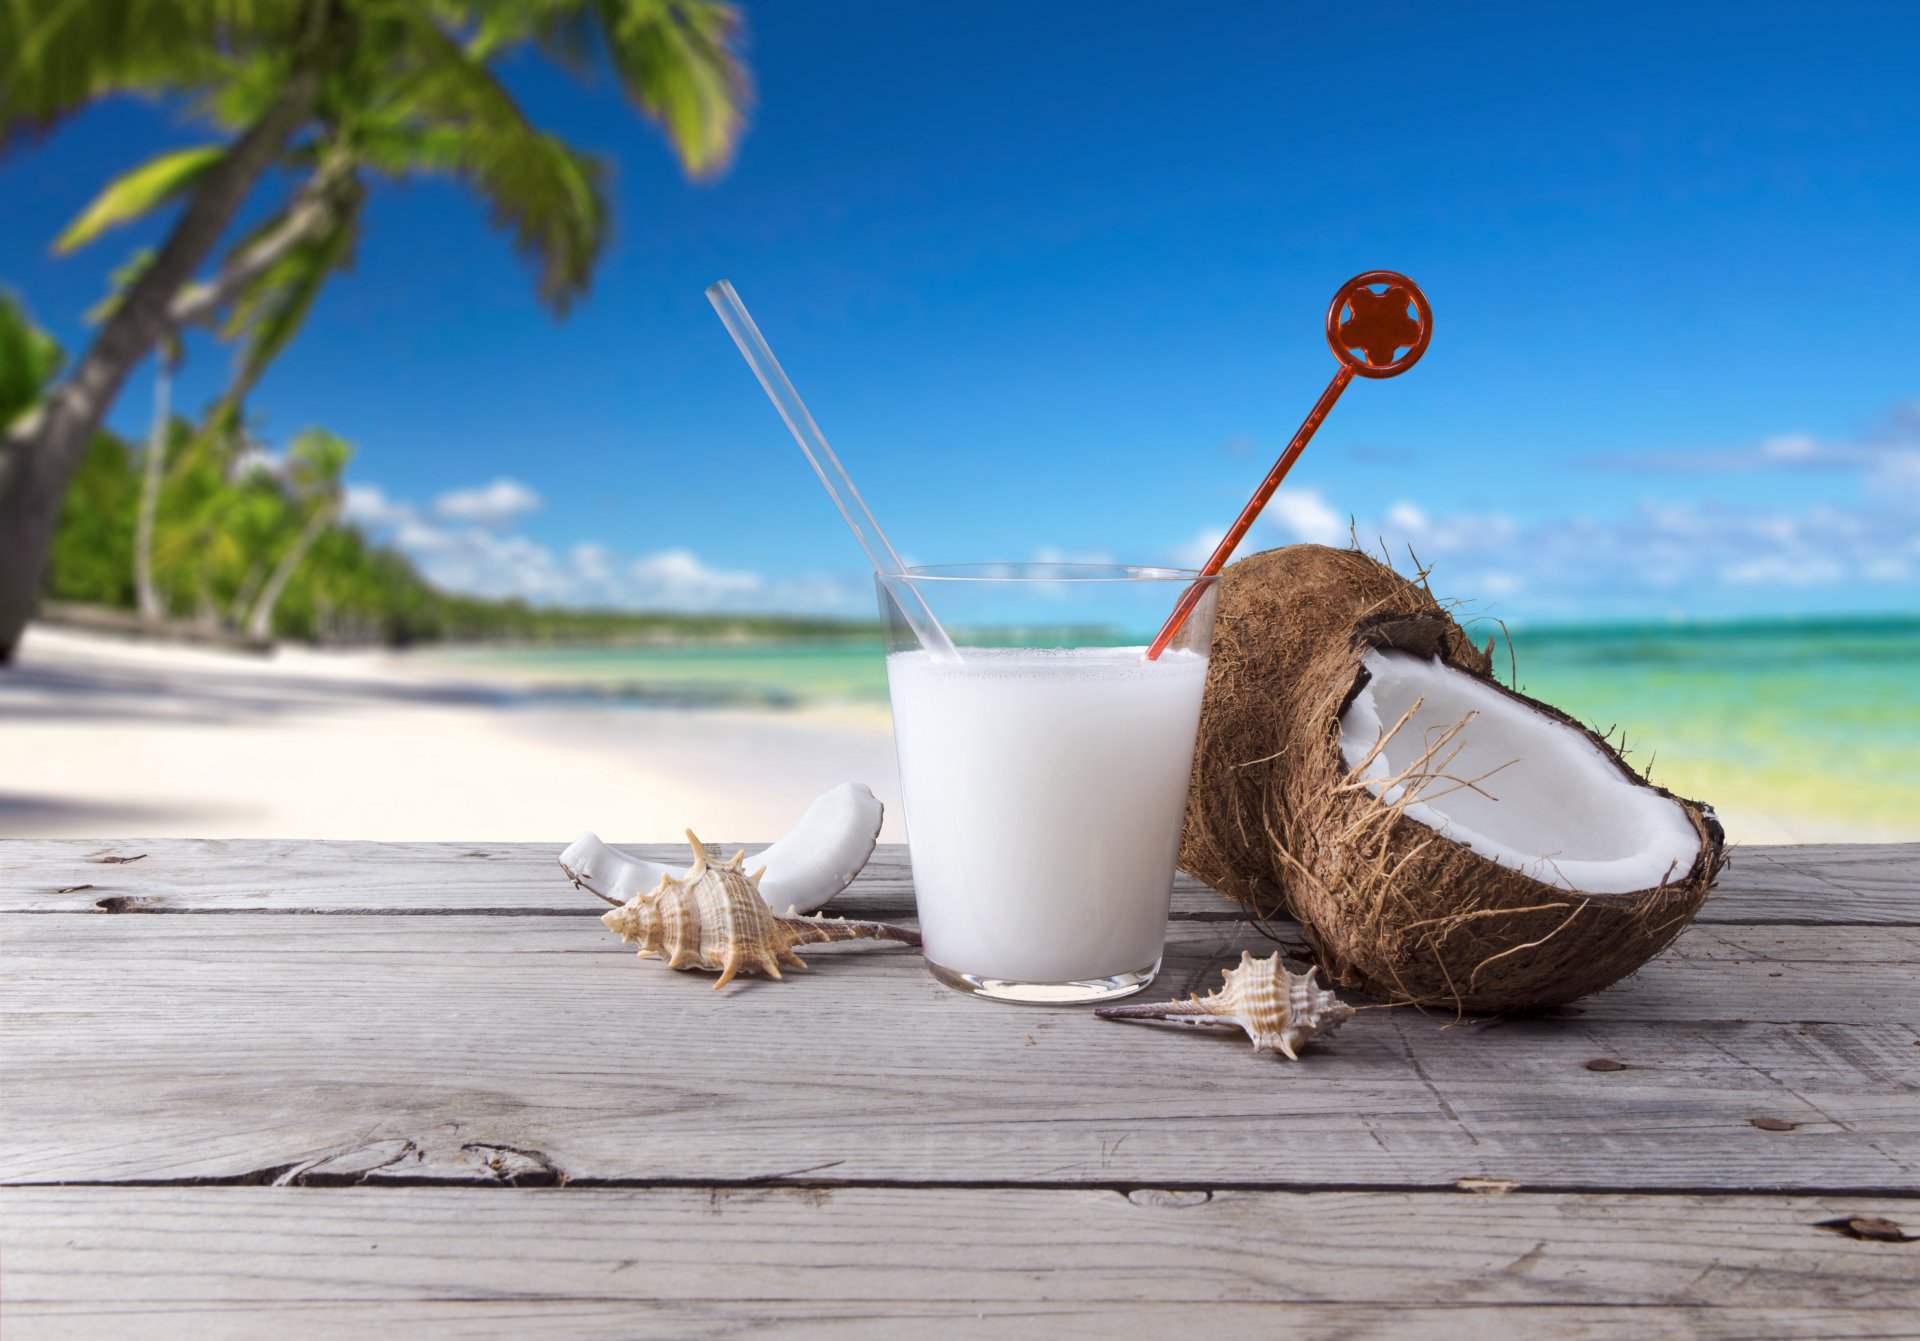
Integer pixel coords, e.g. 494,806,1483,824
879,564,1219,1004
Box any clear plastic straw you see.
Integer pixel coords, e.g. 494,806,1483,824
706,280,960,663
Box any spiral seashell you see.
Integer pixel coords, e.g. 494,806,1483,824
1095,951,1355,1058
590,831,920,989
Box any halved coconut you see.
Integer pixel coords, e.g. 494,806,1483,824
1181,545,1724,1013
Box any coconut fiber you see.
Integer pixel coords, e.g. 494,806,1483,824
1181,544,1725,1013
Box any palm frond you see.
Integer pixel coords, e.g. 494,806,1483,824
592,1,748,178
286,425,353,492
0,291,65,428
54,145,228,253
221,183,364,384
363,12,610,311
0,0,307,142
444,0,749,176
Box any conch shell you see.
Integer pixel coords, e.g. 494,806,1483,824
589,831,920,988
1094,951,1355,1058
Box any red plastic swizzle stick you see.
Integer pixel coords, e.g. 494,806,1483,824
1143,270,1434,660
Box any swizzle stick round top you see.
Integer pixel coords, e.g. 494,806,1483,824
1145,271,1432,660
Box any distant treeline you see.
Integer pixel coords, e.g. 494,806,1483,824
45,431,871,649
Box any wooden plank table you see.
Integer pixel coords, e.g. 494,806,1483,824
3,839,1916,1338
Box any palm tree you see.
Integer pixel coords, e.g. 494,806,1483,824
112,194,360,625
0,0,750,661
132,347,182,621
243,428,352,639
87,252,190,621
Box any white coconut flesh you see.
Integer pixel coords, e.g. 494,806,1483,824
558,781,885,914
1338,651,1701,895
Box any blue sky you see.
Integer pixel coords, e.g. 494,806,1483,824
4,0,1918,623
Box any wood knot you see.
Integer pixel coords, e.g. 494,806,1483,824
461,1142,566,1187
92,895,155,914
1126,1189,1211,1209
1816,1215,1914,1243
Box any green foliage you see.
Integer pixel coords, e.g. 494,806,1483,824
9,1,759,643
21,0,750,317
54,144,227,252
587,0,751,178
0,0,310,141
218,184,363,386
284,425,353,496
45,434,139,608
0,290,64,426
42,416,860,649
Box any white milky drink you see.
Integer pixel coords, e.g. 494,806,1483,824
885,646,1210,986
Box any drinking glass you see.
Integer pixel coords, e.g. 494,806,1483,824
877,564,1219,1004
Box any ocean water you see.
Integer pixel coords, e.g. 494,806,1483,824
1495,617,1920,841
430,616,1920,841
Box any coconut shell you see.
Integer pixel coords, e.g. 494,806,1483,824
1181,544,1725,1013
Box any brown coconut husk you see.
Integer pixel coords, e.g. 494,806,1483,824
1181,544,1725,1014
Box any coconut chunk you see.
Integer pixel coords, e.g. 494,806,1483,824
1340,650,1701,895
559,782,884,914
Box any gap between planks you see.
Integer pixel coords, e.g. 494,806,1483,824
6,912,1916,1189
4,840,1917,925
4,1185,1915,1333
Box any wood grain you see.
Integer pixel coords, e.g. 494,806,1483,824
3,839,1915,923
4,912,1915,1189
4,1185,1916,1341
5,838,1917,1336
19,1304,1920,1341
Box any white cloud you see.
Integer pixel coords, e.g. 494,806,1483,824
569,542,616,585
1269,488,1349,545
1386,501,1429,533
1171,527,1227,570
1760,434,1819,462
230,447,284,481
1594,400,1920,478
628,549,765,605
432,477,542,527
1173,403,1920,620
1344,494,1915,618
342,484,415,529
1872,449,1920,501
1166,467,1918,621
344,480,861,615
1720,554,1847,587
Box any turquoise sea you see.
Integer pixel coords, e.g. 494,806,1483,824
430,616,1920,841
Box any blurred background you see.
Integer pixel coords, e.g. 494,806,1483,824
2,0,1914,844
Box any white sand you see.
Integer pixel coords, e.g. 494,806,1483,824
0,625,1892,848
1,626,904,843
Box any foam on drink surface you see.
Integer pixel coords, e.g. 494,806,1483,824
885,646,1209,984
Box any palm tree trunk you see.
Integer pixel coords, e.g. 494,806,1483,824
132,359,174,622
0,69,320,664
246,501,335,642
229,560,268,625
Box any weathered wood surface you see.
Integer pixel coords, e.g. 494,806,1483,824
4,838,1917,924
14,1304,1920,1341
3,839,1916,1338
4,1187,1916,1340
4,915,1917,1189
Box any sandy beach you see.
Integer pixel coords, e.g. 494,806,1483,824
2,624,1907,848
1,626,904,844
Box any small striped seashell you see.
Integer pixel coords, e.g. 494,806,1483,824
590,830,920,989
1094,951,1355,1058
